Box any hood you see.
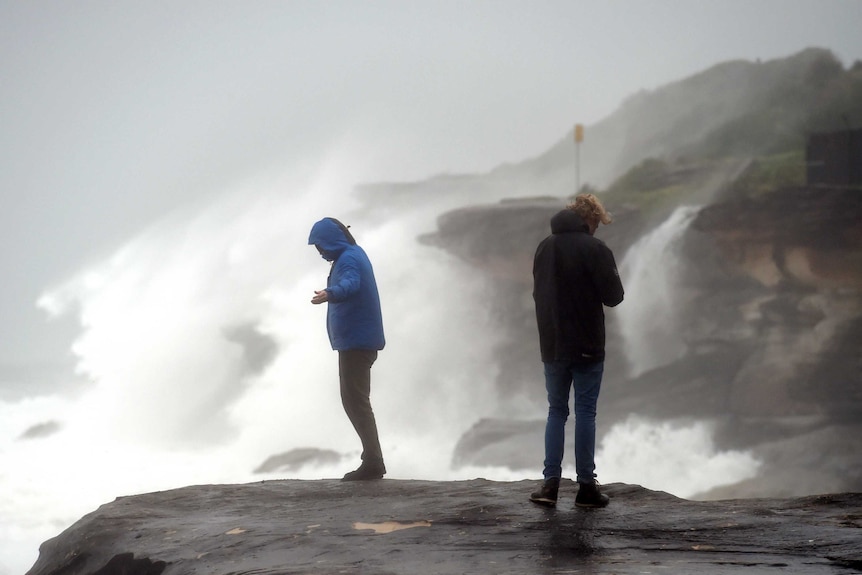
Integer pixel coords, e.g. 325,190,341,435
550,209,589,235
308,217,355,261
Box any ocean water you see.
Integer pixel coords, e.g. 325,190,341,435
0,166,759,574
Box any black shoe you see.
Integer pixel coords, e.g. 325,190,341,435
342,459,386,481
575,481,609,508
529,477,560,507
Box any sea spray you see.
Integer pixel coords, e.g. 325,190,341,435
598,415,761,498
616,206,700,377
1,156,511,572
2,181,761,574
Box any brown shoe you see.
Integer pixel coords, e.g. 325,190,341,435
529,477,560,507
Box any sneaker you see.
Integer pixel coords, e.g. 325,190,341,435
342,459,386,481
529,477,560,507
575,481,610,508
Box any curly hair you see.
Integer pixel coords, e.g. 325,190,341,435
567,193,612,226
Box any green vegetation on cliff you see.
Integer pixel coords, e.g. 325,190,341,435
598,150,806,214
598,157,691,212
591,48,860,214
528,48,862,202
728,151,806,198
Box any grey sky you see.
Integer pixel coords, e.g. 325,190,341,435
2,0,862,365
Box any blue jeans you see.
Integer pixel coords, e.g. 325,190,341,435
542,360,604,484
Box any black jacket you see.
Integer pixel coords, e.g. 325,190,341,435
533,209,624,363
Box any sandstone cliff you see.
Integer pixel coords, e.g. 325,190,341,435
418,181,862,499
397,49,862,499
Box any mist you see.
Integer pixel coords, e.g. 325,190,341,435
3,1,862,365
3,2,862,574
1,153,762,573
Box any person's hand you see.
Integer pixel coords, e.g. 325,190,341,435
311,290,329,305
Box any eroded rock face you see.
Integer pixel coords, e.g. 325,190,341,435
426,186,862,497
687,188,862,425
26,480,862,575
693,187,862,289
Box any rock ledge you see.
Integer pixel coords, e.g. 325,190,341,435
27,480,862,575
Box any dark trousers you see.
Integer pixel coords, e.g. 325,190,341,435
338,350,383,462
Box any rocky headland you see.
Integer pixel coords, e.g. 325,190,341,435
25,46,862,575
407,48,862,500
421,181,862,499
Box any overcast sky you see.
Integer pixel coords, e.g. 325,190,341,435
2,0,862,366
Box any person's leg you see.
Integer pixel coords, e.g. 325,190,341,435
542,361,573,480
338,350,384,465
571,360,604,484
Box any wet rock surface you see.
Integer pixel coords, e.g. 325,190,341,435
27,480,862,575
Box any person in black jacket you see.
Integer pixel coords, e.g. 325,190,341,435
529,194,624,508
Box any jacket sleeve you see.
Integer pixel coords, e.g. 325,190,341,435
327,252,361,302
595,244,625,307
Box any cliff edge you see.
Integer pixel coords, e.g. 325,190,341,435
27,480,862,575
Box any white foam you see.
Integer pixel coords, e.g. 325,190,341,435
2,172,761,574
598,415,761,498
617,206,700,377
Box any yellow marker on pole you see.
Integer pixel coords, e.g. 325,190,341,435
574,124,584,192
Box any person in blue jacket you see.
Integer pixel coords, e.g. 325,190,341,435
308,217,386,481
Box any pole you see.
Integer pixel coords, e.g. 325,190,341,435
574,124,584,193
576,140,581,193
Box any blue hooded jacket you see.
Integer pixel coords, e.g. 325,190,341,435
308,218,385,351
